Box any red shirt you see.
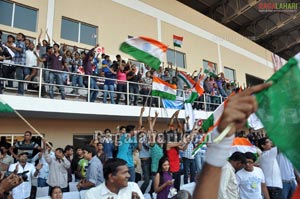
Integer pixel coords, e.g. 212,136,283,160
167,147,180,172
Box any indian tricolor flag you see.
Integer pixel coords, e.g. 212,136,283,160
119,36,168,70
178,71,204,103
202,102,225,133
0,98,14,113
231,137,257,155
152,77,177,100
173,35,183,47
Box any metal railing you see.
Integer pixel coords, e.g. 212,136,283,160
0,61,225,110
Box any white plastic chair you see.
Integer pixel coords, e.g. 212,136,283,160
69,182,79,192
36,186,50,198
79,190,87,199
62,191,80,199
181,182,196,195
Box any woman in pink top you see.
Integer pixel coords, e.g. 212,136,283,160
116,61,128,104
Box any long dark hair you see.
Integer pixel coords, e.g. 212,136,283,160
157,156,170,186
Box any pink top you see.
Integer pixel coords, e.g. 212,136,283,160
117,71,127,84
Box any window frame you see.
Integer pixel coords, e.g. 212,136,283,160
166,48,186,69
224,66,236,81
61,17,98,46
202,59,218,74
0,0,38,32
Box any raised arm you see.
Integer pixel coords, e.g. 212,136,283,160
45,28,50,44
138,107,145,131
168,110,179,127
193,82,272,199
38,29,42,45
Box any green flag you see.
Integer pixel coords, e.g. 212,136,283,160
255,53,300,168
0,99,14,113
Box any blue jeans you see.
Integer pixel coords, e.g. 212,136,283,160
37,178,48,187
89,77,99,102
182,157,196,184
194,152,203,174
49,72,65,99
128,166,135,182
72,75,83,87
116,84,127,104
15,66,24,95
140,158,151,193
282,180,297,199
129,84,139,105
103,84,115,104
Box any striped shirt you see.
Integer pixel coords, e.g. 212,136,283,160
181,142,194,159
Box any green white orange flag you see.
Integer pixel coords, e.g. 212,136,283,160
173,35,183,47
152,77,177,100
178,71,204,103
255,53,300,169
119,36,168,70
0,98,14,113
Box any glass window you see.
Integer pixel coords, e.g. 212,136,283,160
61,18,79,42
14,5,37,32
203,60,217,74
0,0,13,26
167,49,186,68
80,23,97,46
224,67,236,81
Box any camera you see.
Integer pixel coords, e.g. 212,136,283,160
4,170,29,182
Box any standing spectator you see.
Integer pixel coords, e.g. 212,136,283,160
70,52,83,94
76,145,104,190
71,147,85,182
96,142,107,164
64,145,73,185
102,129,114,159
31,142,55,187
0,144,14,172
45,147,70,194
8,152,41,199
258,138,283,198
6,33,26,95
165,111,186,191
181,134,196,184
102,62,117,104
83,45,99,102
0,31,13,94
236,152,270,199
24,42,38,81
218,152,246,199
140,71,152,106
277,153,299,199
127,64,141,106
115,61,128,104
154,156,176,199
10,131,41,162
133,149,142,183
47,43,66,99
2,34,15,88
84,158,143,199
37,29,50,58
117,125,138,182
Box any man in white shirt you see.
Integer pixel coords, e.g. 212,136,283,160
258,137,283,199
218,151,246,199
277,153,299,199
84,158,144,199
236,152,270,199
8,152,42,199
25,42,38,81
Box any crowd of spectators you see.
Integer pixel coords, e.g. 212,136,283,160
0,29,240,110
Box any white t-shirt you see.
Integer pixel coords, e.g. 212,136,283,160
236,167,265,199
26,50,37,67
259,147,282,188
84,181,144,199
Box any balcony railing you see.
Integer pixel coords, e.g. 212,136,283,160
0,62,225,111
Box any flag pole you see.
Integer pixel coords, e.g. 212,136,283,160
14,110,52,148
14,110,44,138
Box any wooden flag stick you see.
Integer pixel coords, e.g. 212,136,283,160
14,110,52,148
